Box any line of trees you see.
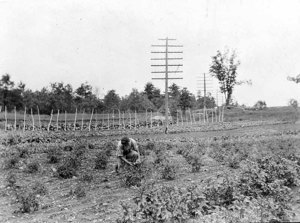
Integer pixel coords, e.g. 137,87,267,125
0,74,216,115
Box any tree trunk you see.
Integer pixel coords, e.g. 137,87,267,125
226,92,232,106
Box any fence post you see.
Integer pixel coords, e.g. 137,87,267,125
150,110,153,129
81,109,84,131
37,106,41,130
118,110,121,129
56,109,59,131
14,106,17,131
222,106,225,122
74,108,77,131
48,109,53,132
4,106,7,131
31,108,35,131
122,112,125,129
107,113,110,130
176,111,179,126
64,110,67,131
88,108,94,131
129,111,132,129
135,110,137,130
23,106,26,132
112,110,114,129
95,110,98,130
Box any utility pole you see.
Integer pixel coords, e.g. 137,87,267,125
197,73,213,122
151,37,183,134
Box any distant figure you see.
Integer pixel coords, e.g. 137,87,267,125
115,137,141,173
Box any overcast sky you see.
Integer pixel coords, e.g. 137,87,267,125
0,0,299,106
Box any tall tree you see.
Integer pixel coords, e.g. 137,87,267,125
179,88,195,113
209,49,241,105
0,74,15,108
103,90,120,111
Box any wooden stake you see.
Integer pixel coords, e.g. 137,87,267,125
129,112,132,129
14,106,17,131
118,110,121,129
135,110,137,130
31,108,35,131
47,109,53,132
23,107,26,132
122,112,125,129
81,109,84,131
4,106,7,131
56,109,59,131
150,111,153,129
64,110,67,131
88,108,94,131
107,113,110,130
37,106,41,130
95,110,98,130
74,108,77,131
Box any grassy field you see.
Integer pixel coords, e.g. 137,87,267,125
0,116,299,222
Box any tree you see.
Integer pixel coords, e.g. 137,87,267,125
103,90,120,111
144,82,163,109
0,74,15,108
209,49,241,106
196,93,216,109
253,100,267,110
126,88,155,112
48,82,74,112
287,74,300,84
179,88,195,113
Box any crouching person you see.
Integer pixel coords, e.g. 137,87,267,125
115,137,141,173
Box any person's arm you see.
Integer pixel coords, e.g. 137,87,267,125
119,156,134,166
132,139,141,163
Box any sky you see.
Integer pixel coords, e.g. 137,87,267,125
0,0,299,106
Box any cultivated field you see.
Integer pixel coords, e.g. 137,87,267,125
0,108,299,223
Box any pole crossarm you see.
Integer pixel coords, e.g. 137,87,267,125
152,78,183,80
151,51,183,53
151,58,183,60
151,71,183,73
151,45,183,47
158,38,176,41
151,64,183,67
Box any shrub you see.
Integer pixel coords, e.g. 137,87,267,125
73,144,86,157
16,191,39,213
18,148,29,158
95,153,108,169
4,157,19,169
26,162,40,173
118,185,208,222
69,185,86,198
80,174,93,183
31,181,48,196
6,173,16,187
46,147,62,164
161,163,176,180
57,156,80,179
63,145,73,151
190,155,202,173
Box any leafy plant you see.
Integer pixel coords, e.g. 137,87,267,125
26,161,40,174
95,153,109,169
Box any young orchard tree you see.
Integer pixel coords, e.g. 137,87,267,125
209,49,241,106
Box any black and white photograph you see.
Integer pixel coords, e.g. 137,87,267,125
0,0,300,222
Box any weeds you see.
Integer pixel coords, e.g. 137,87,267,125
57,155,81,179
26,161,40,173
95,152,109,169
